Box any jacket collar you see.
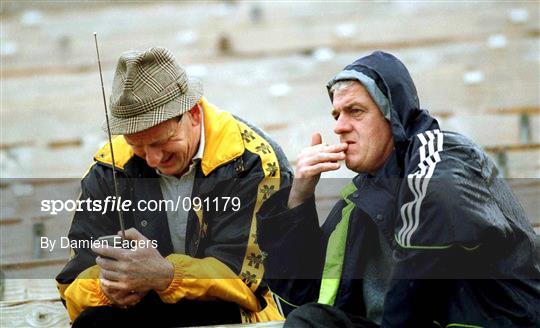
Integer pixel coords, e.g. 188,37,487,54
198,97,244,176
349,151,400,221
93,135,134,171
93,97,244,176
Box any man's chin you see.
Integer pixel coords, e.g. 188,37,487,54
345,158,363,173
344,160,356,172
158,166,179,176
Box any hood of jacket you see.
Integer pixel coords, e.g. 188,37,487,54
327,51,439,170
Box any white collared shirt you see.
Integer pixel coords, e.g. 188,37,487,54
156,111,205,254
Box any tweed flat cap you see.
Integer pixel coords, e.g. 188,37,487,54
104,47,203,135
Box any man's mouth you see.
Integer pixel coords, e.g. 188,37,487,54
160,154,174,166
344,141,356,148
343,141,355,154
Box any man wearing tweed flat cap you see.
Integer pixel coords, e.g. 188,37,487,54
56,47,293,326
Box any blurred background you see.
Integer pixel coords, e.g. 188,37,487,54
0,1,539,326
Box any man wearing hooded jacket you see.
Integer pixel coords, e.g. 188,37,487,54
257,51,540,327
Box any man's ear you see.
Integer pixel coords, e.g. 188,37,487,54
188,104,201,126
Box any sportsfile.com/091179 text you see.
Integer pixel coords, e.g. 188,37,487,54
40,196,242,215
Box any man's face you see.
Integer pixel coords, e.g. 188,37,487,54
331,82,394,174
124,106,201,176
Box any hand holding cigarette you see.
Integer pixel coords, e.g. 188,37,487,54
288,132,347,209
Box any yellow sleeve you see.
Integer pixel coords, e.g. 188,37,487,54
246,290,285,323
63,265,112,321
157,255,261,312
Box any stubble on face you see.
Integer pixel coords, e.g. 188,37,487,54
331,82,394,175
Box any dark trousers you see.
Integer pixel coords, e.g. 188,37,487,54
72,293,240,328
284,303,379,328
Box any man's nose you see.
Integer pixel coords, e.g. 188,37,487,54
145,146,163,168
333,115,352,135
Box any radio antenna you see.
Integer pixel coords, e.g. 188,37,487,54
93,32,125,239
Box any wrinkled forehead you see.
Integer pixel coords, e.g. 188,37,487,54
331,81,371,108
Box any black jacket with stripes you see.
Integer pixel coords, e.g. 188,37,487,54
258,51,540,327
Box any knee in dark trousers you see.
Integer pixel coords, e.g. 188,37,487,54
72,306,132,328
71,295,241,327
284,303,379,328
284,303,354,328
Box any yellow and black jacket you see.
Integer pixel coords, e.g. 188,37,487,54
56,98,293,323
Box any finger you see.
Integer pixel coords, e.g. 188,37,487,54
116,292,143,307
93,245,127,260
121,228,147,241
303,143,347,157
96,256,123,271
299,162,341,176
310,133,322,146
100,268,125,282
100,277,129,292
312,143,347,154
99,277,113,295
325,143,348,153
302,152,345,166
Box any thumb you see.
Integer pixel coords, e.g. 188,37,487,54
120,228,147,241
311,133,322,146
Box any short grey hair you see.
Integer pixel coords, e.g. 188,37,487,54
328,79,359,98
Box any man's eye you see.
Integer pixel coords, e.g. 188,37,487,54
350,108,365,115
157,140,170,147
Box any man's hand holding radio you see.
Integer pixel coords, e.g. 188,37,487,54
92,228,174,307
